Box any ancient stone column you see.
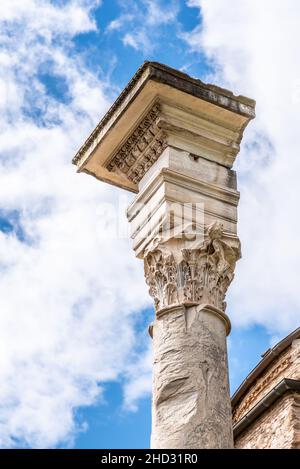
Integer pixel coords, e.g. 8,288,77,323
143,223,237,449
72,62,255,449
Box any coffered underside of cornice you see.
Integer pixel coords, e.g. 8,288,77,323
72,61,255,170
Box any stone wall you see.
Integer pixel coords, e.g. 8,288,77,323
233,339,300,425
235,392,300,449
292,393,300,448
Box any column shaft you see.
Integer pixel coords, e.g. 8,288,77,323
151,305,233,449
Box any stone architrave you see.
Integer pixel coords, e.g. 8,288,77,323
72,62,255,448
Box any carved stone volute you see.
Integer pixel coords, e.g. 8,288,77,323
144,222,240,314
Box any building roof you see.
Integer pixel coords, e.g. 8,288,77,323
233,378,300,438
232,327,300,408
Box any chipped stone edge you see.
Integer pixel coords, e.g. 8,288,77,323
148,303,231,337
72,61,256,168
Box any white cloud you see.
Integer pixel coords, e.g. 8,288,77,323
144,0,179,26
122,30,152,52
106,14,134,32
184,0,300,334
0,0,98,36
123,343,152,412
107,0,179,53
0,0,151,448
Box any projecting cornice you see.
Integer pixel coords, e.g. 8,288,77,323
72,61,255,193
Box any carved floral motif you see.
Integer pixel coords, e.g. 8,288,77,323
106,102,168,184
144,222,239,313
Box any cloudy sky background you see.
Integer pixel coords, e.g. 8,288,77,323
0,0,299,448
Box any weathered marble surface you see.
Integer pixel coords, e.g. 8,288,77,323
144,221,240,314
151,305,233,449
72,62,255,449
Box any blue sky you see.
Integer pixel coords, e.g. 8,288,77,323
75,324,272,448
1,0,300,449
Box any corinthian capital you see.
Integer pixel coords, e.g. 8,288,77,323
144,222,240,314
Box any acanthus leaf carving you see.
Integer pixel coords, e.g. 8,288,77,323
144,222,240,313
